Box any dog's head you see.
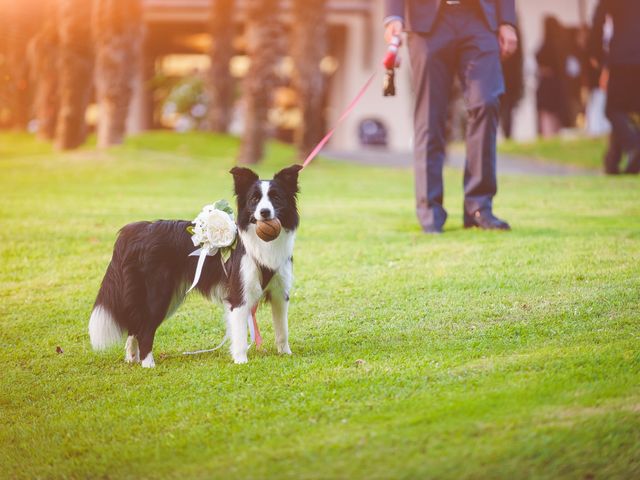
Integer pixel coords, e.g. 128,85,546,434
230,164,302,232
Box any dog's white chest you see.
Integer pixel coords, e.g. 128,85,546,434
240,228,295,271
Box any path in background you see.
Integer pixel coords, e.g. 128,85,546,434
324,148,596,176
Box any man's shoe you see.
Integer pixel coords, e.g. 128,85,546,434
464,209,511,230
624,150,640,174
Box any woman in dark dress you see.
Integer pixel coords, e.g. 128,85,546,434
589,0,640,174
536,16,568,137
500,23,524,139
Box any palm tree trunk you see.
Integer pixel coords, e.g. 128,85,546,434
27,0,59,141
237,0,282,165
3,2,35,130
291,0,328,159
55,0,94,150
207,0,235,133
93,0,144,148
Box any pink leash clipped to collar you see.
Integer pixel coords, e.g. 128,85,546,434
250,304,263,349
251,71,378,348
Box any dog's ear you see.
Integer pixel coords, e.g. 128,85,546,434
273,164,303,194
230,167,259,197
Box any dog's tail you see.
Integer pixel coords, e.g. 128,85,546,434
89,232,128,350
89,223,150,350
89,305,123,350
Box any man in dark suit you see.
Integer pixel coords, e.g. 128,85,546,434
384,0,518,233
589,0,640,174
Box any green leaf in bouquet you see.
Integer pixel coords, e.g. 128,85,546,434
213,199,234,216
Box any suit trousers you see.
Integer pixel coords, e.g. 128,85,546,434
606,65,640,154
408,4,504,230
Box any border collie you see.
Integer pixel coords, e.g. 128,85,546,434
88,164,302,366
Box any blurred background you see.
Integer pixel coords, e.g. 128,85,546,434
0,0,604,161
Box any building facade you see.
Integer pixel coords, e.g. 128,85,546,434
131,0,599,153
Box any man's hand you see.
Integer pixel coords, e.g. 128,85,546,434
385,19,403,44
498,24,518,60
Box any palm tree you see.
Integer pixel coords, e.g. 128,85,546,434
27,0,59,140
93,0,144,148
207,0,235,133
291,0,328,159
55,0,94,150
2,1,36,130
237,0,282,164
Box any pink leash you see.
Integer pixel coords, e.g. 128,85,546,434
251,304,263,349
251,72,377,346
301,72,377,169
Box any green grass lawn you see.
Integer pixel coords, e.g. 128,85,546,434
499,136,608,170
1,132,639,479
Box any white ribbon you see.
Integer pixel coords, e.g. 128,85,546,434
187,247,217,293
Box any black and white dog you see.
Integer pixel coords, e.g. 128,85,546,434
88,164,302,366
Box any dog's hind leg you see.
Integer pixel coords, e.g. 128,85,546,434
270,261,293,355
271,292,291,355
138,327,157,368
124,335,140,363
139,284,182,368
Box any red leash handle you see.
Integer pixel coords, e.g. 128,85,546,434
382,35,402,70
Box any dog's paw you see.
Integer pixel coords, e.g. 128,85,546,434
125,336,140,363
277,343,292,355
233,353,248,364
141,352,155,368
125,349,140,363
231,344,248,364
125,354,139,364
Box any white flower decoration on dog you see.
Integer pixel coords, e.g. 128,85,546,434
187,200,237,293
191,203,236,252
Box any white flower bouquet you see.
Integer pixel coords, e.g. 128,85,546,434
186,200,237,291
189,199,237,259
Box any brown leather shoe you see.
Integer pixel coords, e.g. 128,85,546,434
464,209,511,230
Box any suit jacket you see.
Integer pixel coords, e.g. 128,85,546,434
384,0,516,33
588,0,640,66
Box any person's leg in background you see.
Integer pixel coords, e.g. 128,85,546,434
603,131,624,175
606,65,640,174
500,101,514,139
606,110,640,174
538,110,563,138
407,22,456,233
456,9,510,230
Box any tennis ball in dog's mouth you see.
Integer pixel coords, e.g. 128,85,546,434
256,218,281,242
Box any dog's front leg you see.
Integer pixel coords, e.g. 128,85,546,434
227,304,249,364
